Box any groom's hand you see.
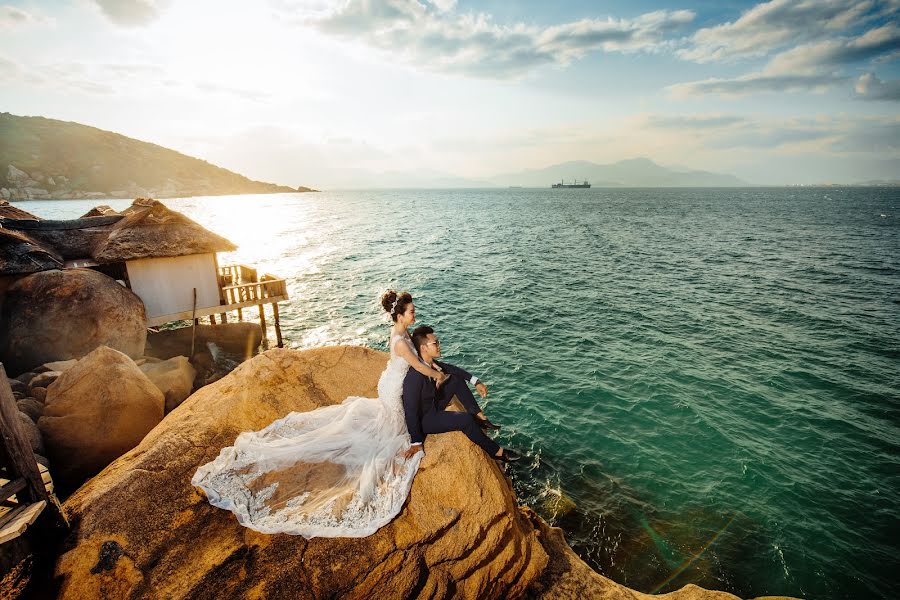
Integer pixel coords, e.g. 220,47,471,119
475,382,488,398
403,445,424,459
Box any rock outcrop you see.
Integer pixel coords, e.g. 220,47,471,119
0,269,147,374
56,347,548,599
138,356,196,413
54,347,789,600
38,347,164,488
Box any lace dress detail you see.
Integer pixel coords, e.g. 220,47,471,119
191,335,422,537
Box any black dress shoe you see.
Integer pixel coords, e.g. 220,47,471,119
476,416,501,430
494,448,521,463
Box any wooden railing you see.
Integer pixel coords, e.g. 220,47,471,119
220,276,288,306
216,264,289,348
219,264,257,287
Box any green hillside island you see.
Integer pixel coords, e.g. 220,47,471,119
0,113,317,200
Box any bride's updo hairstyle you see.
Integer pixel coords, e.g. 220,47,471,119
381,290,413,322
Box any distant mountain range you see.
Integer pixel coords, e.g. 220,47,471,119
489,158,748,188
25,111,893,194
0,113,315,201
328,158,749,189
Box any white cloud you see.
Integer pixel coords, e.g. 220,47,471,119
644,115,748,130
670,19,899,98
0,5,53,29
855,72,900,100
287,0,694,79
678,0,891,63
91,0,170,26
641,112,900,157
668,73,848,98
766,23,900,72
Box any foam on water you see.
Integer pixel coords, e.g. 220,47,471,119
17,187,900,599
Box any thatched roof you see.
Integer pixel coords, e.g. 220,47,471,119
0,228,63,275
92,198,237,262
0,200,40,221
7,216,124,260
0,199,237,275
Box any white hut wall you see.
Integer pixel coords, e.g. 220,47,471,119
125,254,221,322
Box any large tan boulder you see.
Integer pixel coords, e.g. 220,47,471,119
138,356,196,413
38,346,164,487
55,347,548,599
0,269,147,375
42,359,79,373
53,347,785,600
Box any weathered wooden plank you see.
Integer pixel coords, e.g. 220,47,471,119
1,464,54,498
0,501,45,545
0,365,48,507
0,478,25,505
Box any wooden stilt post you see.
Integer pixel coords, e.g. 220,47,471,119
237,307,243,321
209,314,217,326
258,304,269,350
272,302,283,348
190,288,198,358
221,312,228,324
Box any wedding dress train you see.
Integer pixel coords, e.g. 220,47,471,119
192,335,422,538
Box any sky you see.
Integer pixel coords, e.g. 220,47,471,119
1,0,899,187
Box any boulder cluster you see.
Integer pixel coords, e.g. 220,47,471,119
9,346,195,490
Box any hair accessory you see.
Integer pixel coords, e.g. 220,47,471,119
390,297,400,315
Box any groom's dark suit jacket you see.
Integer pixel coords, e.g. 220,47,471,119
402,360,474,445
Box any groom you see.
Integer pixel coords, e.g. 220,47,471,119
402,326,520,463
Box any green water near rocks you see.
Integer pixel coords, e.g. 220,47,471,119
21,187,900,599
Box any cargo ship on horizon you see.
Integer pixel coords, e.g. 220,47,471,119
551,179,591,188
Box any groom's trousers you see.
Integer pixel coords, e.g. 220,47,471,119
421,409,500,456
423,376,499,456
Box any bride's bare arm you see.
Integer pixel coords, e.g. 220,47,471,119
394,338,447,383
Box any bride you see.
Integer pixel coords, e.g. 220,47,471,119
191,290,449,538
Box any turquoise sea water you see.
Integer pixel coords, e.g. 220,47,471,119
15,188,900,599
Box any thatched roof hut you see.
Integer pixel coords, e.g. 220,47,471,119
0,198,237,274
1,197,288,343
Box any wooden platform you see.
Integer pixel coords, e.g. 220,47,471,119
0,501,46,545
0,365,67,545
0,463,54,545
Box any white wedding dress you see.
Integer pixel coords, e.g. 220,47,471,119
191,334,423,537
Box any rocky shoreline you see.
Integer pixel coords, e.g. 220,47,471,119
0,265,797,599
1,165,317,200
53,349,683,598
3,346,796,600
